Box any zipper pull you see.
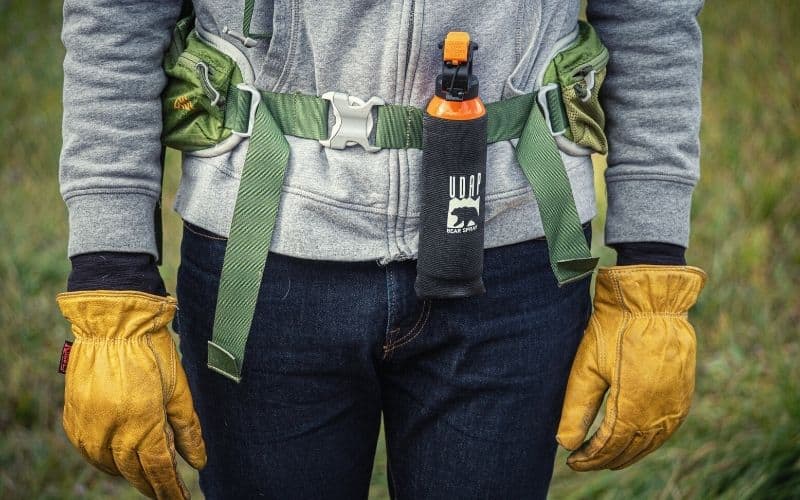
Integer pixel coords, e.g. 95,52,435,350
580,70,596,102
573,65,596,102
222,25,258,48
195,62,223,106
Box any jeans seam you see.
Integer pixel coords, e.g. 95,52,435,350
384,327,401,349
183,221,227,241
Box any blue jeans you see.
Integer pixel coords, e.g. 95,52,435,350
174,221,591,500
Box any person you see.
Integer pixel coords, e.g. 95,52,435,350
55,0,707,498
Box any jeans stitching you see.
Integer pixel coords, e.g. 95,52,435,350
389,299,430,348
384,327,401,348
388,301,431,351
383,299,431,357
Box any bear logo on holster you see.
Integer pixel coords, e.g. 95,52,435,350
446,174,482,234
450,206,479,228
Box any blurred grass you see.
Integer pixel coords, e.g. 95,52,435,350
0,0,798,498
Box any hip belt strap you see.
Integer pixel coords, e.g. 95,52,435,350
209,90,596,382
225,89,540,147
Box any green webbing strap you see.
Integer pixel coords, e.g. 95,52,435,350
515,103,598,284
261,91,330,140
242,0,270,40
224,85,251,133
242,0,255,37
227,88,331,141
372,94,537,148
207,101,290,382
375,105,423,149
485,94,537,143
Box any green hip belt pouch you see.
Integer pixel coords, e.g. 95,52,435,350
539,21,610,155
161,16,244,152
159,17,607,381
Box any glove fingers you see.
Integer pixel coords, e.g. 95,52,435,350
67,430,120,477
609,430,663,470
566,422,634,471
557,321,609,451
112,449,157,499
166,365,207,470
138,447,191,500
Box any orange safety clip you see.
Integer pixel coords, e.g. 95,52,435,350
442,32,471,65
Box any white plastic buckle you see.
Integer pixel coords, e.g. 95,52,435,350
320,92,385,153
232,83,261,139
537,84,567,137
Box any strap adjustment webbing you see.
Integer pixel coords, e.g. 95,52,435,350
208,97,290,383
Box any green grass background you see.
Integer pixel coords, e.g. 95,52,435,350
1,0,798,498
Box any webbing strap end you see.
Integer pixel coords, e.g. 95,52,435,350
554,257,599,287
207,341,243,383
515,102,598,288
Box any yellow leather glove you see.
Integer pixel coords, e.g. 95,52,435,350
557,265,707,471
56,290,206,499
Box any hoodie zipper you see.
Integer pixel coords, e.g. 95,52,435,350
404,0,415,85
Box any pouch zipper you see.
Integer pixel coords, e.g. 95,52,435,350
177,50,202,69
569,47,609,84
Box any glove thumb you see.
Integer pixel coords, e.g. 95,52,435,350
557,321,608,451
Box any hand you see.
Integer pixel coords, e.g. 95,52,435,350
557,265,707,471
56,291,206,498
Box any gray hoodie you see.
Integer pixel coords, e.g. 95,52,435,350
60,0,704,263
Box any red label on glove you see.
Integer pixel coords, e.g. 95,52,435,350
58,340,73,374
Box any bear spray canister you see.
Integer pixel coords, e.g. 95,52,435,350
415,32,488,299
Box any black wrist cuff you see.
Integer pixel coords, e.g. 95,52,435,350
612,242,687,266
67,252,167,296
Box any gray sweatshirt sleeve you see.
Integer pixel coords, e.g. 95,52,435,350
60,0,183,258
587,0,705,248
